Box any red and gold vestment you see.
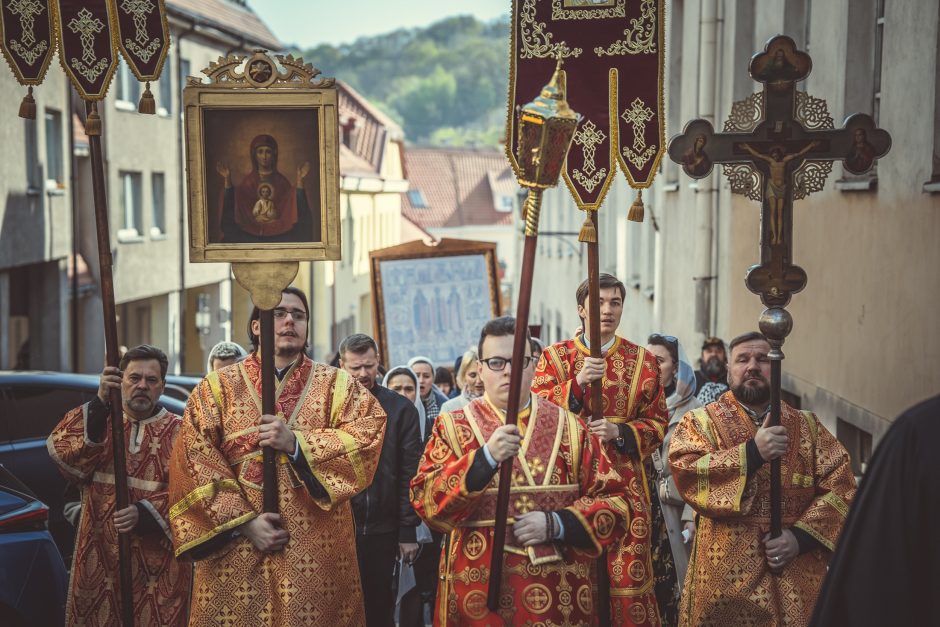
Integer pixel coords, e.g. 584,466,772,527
169,354,386,626
533,335,667,624
48,403,191,626
668,392,857,626
411,393,648,626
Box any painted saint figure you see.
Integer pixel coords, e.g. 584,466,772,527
681,133,712,177
217,134,316,243
740,141,819,245
845,128,877,174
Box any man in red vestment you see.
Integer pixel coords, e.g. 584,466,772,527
47,345,191,626
411,316,645,625
532,273,667,624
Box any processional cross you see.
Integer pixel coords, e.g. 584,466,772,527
668,35,890,536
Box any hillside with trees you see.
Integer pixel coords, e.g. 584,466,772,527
300,15,510,147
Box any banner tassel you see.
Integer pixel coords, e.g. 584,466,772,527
628,190,645,223
578,212,597,243
138,82,156,114
19,86,36,120
86,102,102,136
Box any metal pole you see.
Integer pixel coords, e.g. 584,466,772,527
487,188,541,612
260,309,279,513
86,100,135,627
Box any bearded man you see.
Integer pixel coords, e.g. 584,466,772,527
668,332,856,626
694,336,728,396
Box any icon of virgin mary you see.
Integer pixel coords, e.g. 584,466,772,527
216,134,315,243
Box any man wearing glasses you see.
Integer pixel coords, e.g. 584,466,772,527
410,316,636,625
169,287,387,626
532,273,667,624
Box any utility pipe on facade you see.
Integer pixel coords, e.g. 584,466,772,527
693,0,718,337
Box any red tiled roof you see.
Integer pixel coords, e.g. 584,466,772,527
168,0,282,50
401,148,517,229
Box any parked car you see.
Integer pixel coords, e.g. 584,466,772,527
0,463,68,626
0,371,186,566
163,374,202,403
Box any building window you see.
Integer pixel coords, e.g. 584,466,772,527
158,61,172,115
24,117,41,192
407,189,428,208
836,418,872,478
115,60,141,108
119,171,144,240
927,8,940,189
838,0,884,187
44,109,64,187
151,172,166,236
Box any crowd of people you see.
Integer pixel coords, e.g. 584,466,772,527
44,276,936,626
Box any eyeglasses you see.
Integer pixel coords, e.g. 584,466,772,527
273,308,308,322
479,355,537,372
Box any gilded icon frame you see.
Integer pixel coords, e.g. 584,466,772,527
184,51,341,263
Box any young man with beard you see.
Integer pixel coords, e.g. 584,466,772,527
169,287,387,626
668,332,856,627
48,345,191,626
339,333,422,627
693,336,728,397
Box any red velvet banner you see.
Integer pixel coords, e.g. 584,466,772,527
0,0,56,85
506,0,664,209
54,0,117,99
111,0,169,81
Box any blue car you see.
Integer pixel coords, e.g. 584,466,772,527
0,464,68,626
0,371,187,567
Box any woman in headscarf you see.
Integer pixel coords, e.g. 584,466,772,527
440,349,484,414
382,366,435,627
646,333,702,626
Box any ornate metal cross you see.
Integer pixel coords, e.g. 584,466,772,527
667,34,891,539
668,35,890,309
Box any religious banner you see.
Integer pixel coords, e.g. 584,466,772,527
110,0,170,112
506,0,664,210
0,0,57,117
53,0,118,100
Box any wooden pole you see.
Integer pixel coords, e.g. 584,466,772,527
585,210,611,627
769,355,782,537
487,189,541,612
260,309,279,513
86,100,135,627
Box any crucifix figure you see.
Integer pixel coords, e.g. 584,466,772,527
667,34,891,538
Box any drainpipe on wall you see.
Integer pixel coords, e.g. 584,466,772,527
693,0,719,337
176,19,197,373
68,81,79,372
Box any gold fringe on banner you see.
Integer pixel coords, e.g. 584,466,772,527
578,212,597,243
138,81,156,114
628,190,645,223
86,102,102,136
19,86,36,120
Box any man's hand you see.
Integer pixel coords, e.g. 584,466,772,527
762,529,799,572
513,511,549,547
258,414,297,454
113,505,139,534
241,513,290,553
399,542,419,564
588,419,619,443
484,424,521,463
683,520,696,544
755,415,788,461
98,366,122,404
576,357,606,386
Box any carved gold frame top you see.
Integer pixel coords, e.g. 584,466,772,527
186,50,335,89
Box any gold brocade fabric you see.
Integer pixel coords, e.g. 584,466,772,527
668,392,857,626
168,354,386,626
410,394,635,626
47,404,192,626
533,336,667,625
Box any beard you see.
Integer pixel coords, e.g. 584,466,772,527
732,375,770,405
126,395,155,416
702,356,726,379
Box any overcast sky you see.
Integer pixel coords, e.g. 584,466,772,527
253,1,510,48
